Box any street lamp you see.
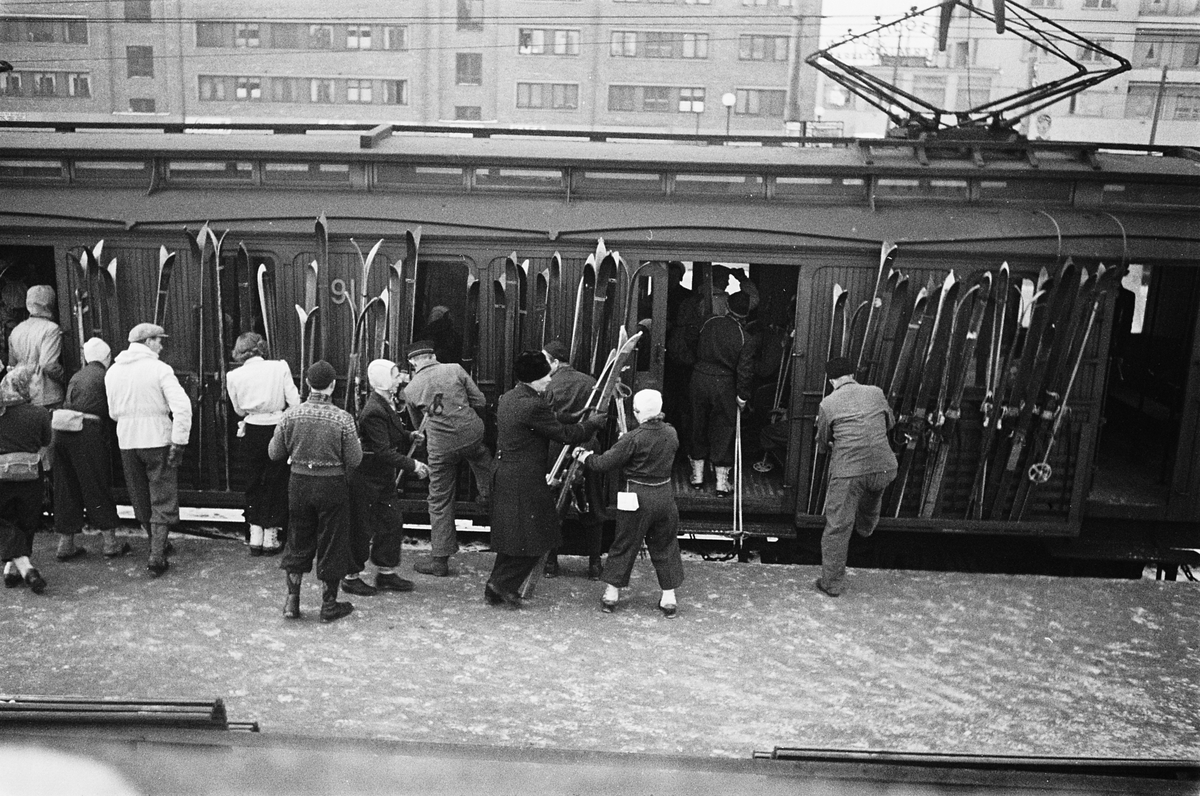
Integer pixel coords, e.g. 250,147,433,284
722,92,737,135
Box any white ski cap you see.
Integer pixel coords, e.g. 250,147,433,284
83,337,111,363
128,323,167,343
368,359,398,391
633,389,663,418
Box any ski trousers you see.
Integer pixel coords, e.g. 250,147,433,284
53,424,121,534
820,468,896,594
427,440,493,558
602,481,684,591
689,370,737,466
280,473,354,582
0,479,43,560
119,446,179,527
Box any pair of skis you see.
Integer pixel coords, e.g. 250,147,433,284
69,240,119,358
569,239,621,380
186,223,231,490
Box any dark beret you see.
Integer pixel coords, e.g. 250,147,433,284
514,350,551,383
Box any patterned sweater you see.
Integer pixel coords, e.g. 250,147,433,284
268,393,362,477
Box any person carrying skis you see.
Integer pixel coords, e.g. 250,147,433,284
227,332,300,557
813,356,897,597
341,359,429,597
688,290,756,496
268,360,361,622
573,389,684,618
403,340,493,577
105,323,192,577
540,339,603,581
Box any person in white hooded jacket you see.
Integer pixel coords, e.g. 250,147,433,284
105,323,192,577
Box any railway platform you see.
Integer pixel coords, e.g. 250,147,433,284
1,530,1196,794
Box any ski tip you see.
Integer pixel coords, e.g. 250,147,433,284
942,271,957,288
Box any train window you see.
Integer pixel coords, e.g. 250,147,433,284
73,160,151,182
472,167,564,192
671,173,765,199
771,175,866,201
977,179,1071,204
264,162,350,185
573,170,665,196
375,163,466,190
1101,182,1200,207
0,159,65,180
167,160,253,182
873,177,969,201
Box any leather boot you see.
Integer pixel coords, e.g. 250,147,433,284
284,572,302,619
56,533,86,561
689,458,706,488
413,556,450,577
715,466,732,497
588,556,603,581
102,529,131,558
248,525,264,556
147,524,170,577
320,580,354,622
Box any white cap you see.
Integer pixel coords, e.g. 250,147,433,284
82,337,111,364
367,359,398,391
632,389,663,419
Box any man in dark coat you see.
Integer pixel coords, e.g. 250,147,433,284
540,339,603,580
689,291,757,496
53,337,128,560
342,359,429,597
0,366,51,594
485,351,604,608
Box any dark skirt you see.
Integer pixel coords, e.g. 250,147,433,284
242,423,290,528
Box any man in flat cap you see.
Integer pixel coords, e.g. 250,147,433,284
269,360,362,622
541,339,603,580
105,323,191,577
814,356,897,597
403,340,492,577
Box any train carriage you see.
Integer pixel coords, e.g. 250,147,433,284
0,122,1197,563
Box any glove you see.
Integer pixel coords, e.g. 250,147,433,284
167,443,185,468
413,461,430,480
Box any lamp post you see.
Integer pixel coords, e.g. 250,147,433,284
692,100,705,135
722,92,736,135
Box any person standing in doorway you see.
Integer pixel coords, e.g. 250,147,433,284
814,357,897,597
8,284,64,410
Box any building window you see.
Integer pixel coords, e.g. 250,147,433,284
32,73,57,96
554,30,581,55
735,88,786,116
611,32,637,57
129,98,155,112
234,22,259,47
347,25,372,49
519,29,546,54
347,79,373,103
124,0,151,21
198,75,227,101
683,0,712,4
384,26,407,50
308,25,332,49
1082,0,1115,7
271,77,296,102
517,81,579,109
1027,0,1061,6
311,79,335,103
126,46,154,78
455,105,483,120
69,73,90,97
0,72,22,96
458,0,484,31
610,31,708,59
456,53,483,85
28,19,54,42
196,22,225,47
1175,94,1200,120
518,28,580,55
678,86,705,112
738,35,788,61
642,86,671,112
385,79,408,105
235,76,261,100
742,0,791,5
1077,41,1112,62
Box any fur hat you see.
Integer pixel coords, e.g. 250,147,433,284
0,365,33,408
128,323,168,343
825,356,855,379
367,359,397,391
25,285,55,318
232,332,268,363
82,337,111,364
406,340,436,359
514,350,551,384
306,360,337,390
542,340,570,364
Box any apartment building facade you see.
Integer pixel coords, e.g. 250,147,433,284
0,0,821,134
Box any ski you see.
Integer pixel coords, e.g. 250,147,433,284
68,248,89,356
843,299,870,361
297,257,320,397
347,293,387,414
589,248,620,377
570,240,602,370
964,262,1012,519
856,241,899,378
185,226,210,489
546,253,564,343
807,283,848,515
918,272,992,518
84,240,117,342
884,280,933,405
887,271,958,517
235,243,253,335
403,227,422,351
492,277,509,393
875,273,912,393
255,262,277,357
346,238,385,412
384,258,402,360
209,227,231,490
462,274,479,376
503,253,526,362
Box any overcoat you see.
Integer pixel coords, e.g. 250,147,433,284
490,383,596,556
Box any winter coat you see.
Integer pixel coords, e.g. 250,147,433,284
355,390,418,484
489,383,598,557
7,316,63,407
104,343,192,450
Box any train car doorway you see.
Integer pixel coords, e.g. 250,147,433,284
1091,264,1200,521
0,245,59,366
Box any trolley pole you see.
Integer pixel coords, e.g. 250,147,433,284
1149,64,1168,146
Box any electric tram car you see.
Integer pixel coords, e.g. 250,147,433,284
0,122,1197,567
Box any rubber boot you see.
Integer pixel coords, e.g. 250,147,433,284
414,556,450,577
56,532,85,561
715,466,732,497
248,525,264,556
284,572,302,619
320,579,354,622
689,458,706,488
147,524,170,577
102,529,131,558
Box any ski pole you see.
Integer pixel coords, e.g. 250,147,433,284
733,404,744,549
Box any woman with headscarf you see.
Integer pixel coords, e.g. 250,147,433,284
341,358,429,597
7,284,64,410
52,336,128,560
0,366,52,594
574,389,685,617
226,332,300,556
484,351,605,608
